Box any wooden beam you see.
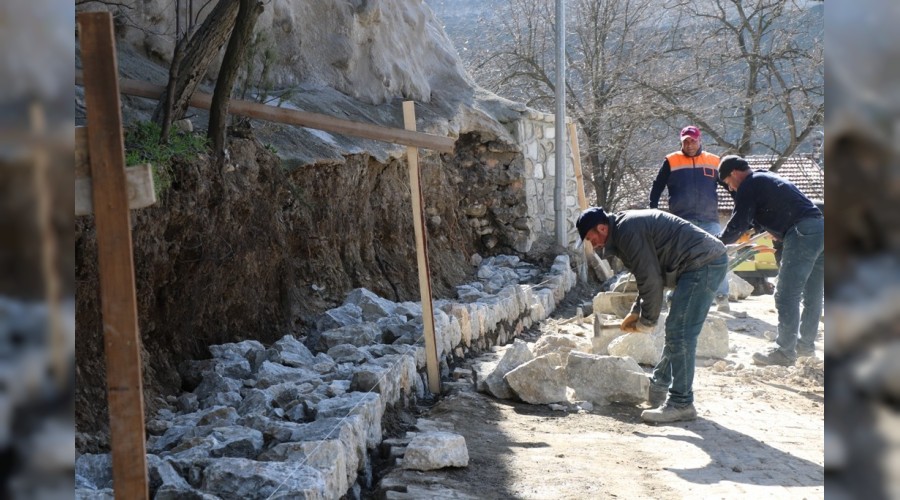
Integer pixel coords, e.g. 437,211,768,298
403,101,441,396
74,71,456,154
76,164,156,216
78,12,149,500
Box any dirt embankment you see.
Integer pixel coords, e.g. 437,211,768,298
75,131,531,447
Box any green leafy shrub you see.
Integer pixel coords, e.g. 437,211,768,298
124,121,208,196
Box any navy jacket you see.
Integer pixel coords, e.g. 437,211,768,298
601,210,726,327
719,170,823,243
648,149,721,223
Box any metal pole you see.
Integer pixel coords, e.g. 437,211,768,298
554,0,567,248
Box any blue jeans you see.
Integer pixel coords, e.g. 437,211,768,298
774,218,824,357
651,254,728,406
691,220,729,297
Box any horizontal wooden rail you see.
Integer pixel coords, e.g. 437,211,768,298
75,71,455,153
76,164,156,216
76,126,156,216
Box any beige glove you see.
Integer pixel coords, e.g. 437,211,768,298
621,313,654,333
620,313,640,333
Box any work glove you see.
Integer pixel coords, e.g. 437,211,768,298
620,313,653,333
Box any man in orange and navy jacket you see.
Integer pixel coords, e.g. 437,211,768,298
648,125,730,310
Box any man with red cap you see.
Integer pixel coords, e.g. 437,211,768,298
649,126,730,311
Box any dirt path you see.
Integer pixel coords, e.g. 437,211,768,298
373,294,825,499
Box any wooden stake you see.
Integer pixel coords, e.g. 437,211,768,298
78,12,149,500
402,101,441,395
567,123,594,274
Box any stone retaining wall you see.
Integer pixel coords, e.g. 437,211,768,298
75,255,576,499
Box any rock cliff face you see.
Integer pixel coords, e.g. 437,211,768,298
75,0,572,440
115,0,473,106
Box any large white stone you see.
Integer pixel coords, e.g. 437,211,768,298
727,272,755,301
566,352,648,405
504,353,567,404
606,312,730,363
607,322,665,366
482,340,533,400
592,292,637,319
697,316,730,359
533,334,592,364
402,432,469,471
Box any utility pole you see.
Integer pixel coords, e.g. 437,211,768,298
554,0,567,248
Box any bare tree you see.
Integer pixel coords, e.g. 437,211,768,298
647,0,824,169
151,0,240,138
468,0,673,210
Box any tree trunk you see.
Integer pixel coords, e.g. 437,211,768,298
152,0,241,130
159,36,187,144
208,0,264,166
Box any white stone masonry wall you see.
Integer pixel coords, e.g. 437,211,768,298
515,111,582,253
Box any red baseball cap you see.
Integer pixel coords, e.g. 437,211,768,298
680,126,701,141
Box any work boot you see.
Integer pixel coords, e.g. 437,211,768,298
648,384,668,407
641,402,697,424
797,345,816,358
752,348,795,367
715,294,730,313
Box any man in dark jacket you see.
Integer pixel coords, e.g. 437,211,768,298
718,155,824,366
577,207,727,423
648,125,730,311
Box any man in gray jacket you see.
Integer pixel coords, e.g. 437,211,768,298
577,207,728,423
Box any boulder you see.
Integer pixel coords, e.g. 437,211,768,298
504,353,567,404
402,432,469,471
566,352,648,405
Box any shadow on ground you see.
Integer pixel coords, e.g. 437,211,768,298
635,418,823,487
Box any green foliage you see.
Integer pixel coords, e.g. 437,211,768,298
124,121,208,197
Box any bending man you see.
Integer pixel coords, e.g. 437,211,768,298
577,207,727,423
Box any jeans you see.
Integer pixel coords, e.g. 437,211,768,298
650,254,728,406
691,220,729,297
774,217,824,357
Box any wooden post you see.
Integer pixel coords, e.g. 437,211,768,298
567,123,594,277
402,101,441,395
78,12,149,499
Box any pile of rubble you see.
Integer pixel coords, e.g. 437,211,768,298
469,272,740,408
471,313,730,407
75,255,575,499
